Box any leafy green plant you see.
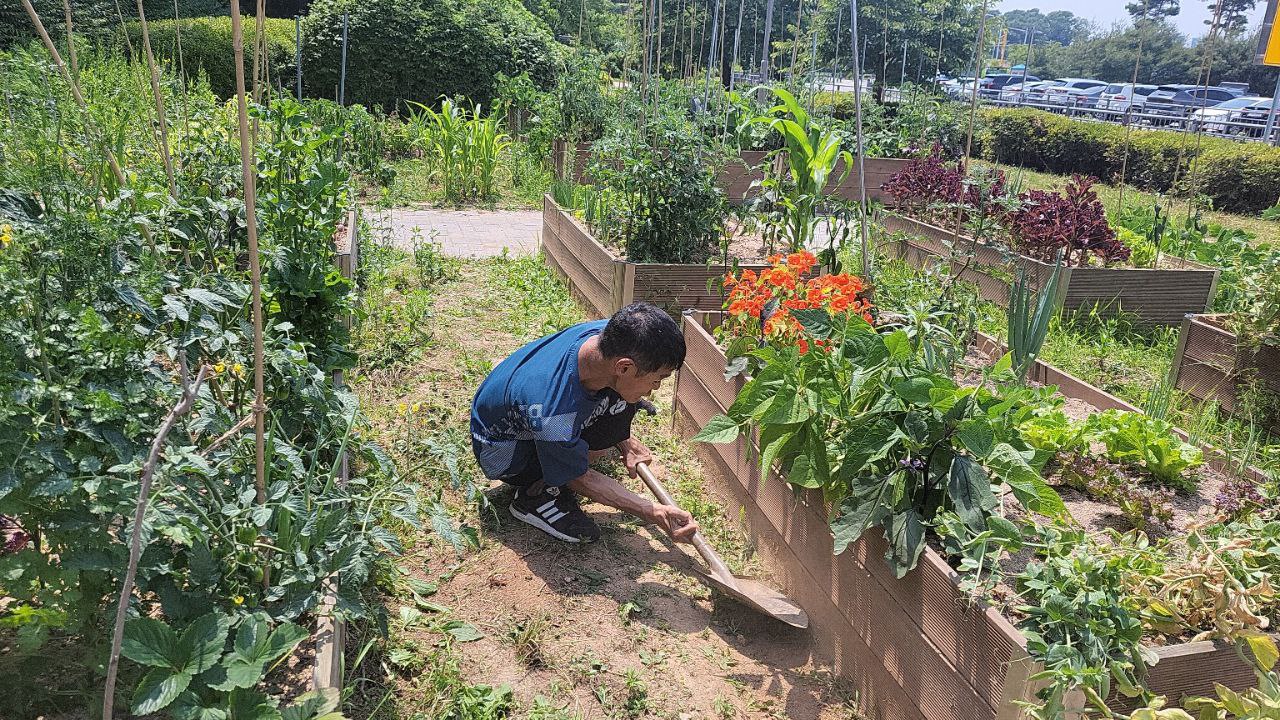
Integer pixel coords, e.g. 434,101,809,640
1007,249,1064,383
695,309,1064,577
752,87,852,254
1019,409,1090,464
120,611,314,716
408,98,511,203
1183,635,1280,720
1086,410,1204,488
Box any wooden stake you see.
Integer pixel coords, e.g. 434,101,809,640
102,358,209,720
135,0,178,200
61,0,79,79
229,1,268,517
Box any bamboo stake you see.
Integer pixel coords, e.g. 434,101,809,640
1116,0,1151,214
135,0,178,200
61,0,79,79
229,1,268,516
102,357,209,720
848,0,871,280
254,0,267,104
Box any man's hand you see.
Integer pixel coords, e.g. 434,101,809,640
616,437,653,479
647,503,699,543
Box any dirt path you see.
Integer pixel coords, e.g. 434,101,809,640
351,248,858,720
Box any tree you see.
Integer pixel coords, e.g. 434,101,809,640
1205,0,1258,36
1127,0,1181,23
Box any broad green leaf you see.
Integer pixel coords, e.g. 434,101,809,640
989,443,1066,519
831,475,893,554
787,453,821,489
220,658,265,690
229,687,283,720
892,377,934,405
692,414,740,444
791,308,834,338
759,390,811,425
184,287,234,311
259,623,308,665
954,417,994,457
234,613,271,659
282,689,343,720
884,330,912,362
837,417,900,478
841,330,889,366
985,515,1024,549
444,621,484,642
171,690,230,720
179,612,232,674
131,668,193,715
948,456,998,531
758,424,799,478
993,352,1013,375
123,617,181,669
886,509,926,578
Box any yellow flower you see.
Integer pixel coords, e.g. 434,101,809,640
0,224,11,249
231,363,245,379
213,362,226,375
233,595,244,605
411,402,422,414
397,402,408,414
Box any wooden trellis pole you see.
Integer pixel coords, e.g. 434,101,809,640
135,0,179,200
60,0,79,79
229,0,269,520
847,0,871,280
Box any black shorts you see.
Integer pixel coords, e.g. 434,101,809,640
477,389,641,489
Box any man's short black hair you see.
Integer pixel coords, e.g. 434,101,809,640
599,302,686,374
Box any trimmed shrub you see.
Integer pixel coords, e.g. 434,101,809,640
119,17,296,99
301,0,559,113
0,1,224,48
978,107,1280,214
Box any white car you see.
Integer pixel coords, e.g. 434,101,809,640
1098,83,1159,114
999,80,1061,104
1190,96,1269,133
1043,78,1108,106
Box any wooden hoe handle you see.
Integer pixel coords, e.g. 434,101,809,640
634,462,736,582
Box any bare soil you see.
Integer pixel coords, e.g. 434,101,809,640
351,257,860,720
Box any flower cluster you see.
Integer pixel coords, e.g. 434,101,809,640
0,223,12,249
720,251,872,352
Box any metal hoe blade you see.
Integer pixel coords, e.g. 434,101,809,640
635,462,809,629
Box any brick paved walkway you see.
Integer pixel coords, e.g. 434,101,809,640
370,208,541,258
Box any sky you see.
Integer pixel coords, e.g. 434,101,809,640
996,0,1270,40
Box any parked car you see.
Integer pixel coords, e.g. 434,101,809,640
978,73,1038,98
1070,85,1109,113
1217,81,1253,97
1189,96,1267,133
1098,83,1158,114
943,77,977,99
1144,85,1236,123
1043,78,1107,106
999,79,1060,103
1235,97,1279,138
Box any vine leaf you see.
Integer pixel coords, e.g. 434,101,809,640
948,456,998,531
692,414,740,444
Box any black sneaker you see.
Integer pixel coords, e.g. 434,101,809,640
509,486,601,543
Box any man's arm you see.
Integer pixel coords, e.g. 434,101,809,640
567,468,698,543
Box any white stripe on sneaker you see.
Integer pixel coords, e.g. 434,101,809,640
510,504,580,543
545,510,567,525
536,499,557,513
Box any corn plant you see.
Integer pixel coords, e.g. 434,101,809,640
752,87,852,253
408,98,510,203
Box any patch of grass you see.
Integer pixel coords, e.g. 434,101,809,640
507,613,552,668
528,695,584,720
482,252,583,339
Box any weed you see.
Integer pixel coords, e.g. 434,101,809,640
529,695,584,720
621,669,651,718
713,695,737,719
508,613,552,668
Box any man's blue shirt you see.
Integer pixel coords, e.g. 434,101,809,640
470,321,620,487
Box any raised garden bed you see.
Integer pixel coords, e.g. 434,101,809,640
672,312,1258,720
553,140,907,206
1169,314,1280,433
313,206,360,691
883,213,1220,327
540,194,769,316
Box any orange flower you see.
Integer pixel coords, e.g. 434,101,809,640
797,337,810,355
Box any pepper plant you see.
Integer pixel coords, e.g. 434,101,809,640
694,308,1064,577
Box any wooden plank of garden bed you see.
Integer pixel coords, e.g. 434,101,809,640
542,196,615,317
677,321,1020,720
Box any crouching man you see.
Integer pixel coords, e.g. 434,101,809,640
470,302,698,544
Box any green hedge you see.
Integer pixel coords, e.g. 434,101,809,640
0,1,224,49
120,17,296,99
301,0,560,113
977,108,1280,214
